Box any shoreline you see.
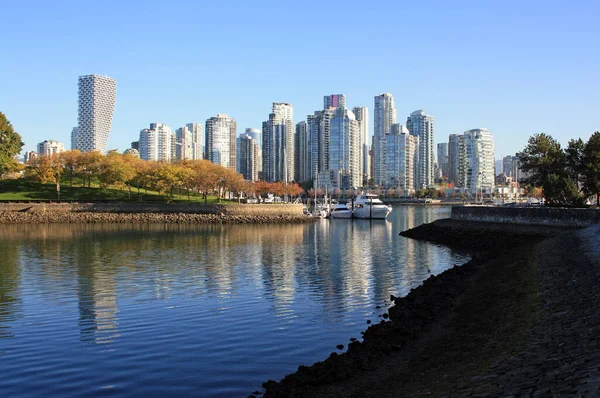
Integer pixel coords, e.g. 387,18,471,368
260,219,593,397
0,211,315,224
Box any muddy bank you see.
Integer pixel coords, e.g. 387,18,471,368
260,219,576,397
0,211,315,224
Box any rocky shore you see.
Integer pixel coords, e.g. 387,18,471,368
260,219,599,397
0,211,315,224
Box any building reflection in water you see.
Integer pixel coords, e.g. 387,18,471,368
0,242,21,339
0,208,467,348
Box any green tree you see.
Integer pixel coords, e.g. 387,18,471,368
543,173,585,207
0,112,25,176
517,133,564,188
582,132,600,206
564,138,585,187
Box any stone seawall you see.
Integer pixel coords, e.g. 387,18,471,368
452,205,600,227
0,212,313,224
0,203,305,216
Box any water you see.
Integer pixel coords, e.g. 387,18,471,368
0,205,468,397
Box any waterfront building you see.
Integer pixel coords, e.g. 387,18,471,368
385,124,419,192
353,106,369,186
323,94,346,110
448,134,461,185
75,74,116,153
206,114,237,170
37,140,66,156
437,142,449,179
139,123,175,162
186,123,204,160
262,103,294,182
307,108,335,183
294,121,310,183
244,128,262,178
238,133,260,181
327,106,361,189
457,128,495,193
175,125,193,160
373,94,397,186
406,109,435,189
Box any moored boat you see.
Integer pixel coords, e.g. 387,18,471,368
329,203,352,219
352,194,392,219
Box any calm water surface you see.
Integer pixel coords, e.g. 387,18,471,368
0,205,468,397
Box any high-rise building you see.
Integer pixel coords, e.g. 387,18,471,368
37,140,66,156
327,107,361,189
131,141,140,151
373,94,397,186
307,108,335,184
139,123,175,162
186,123,204,160
70,127,78,150
437,142,449,179
323,94,346,110
205,114,237,170
353,106,369,186
238,133,260,181
175,125,192,160
262,103,294,182
75,74,116,153
448,134,461,185
244,128,262,150
294,121,310,183
244,128,262,177
457,128,495,192
406,109,435,189
503,155,521,181
385,124,419,192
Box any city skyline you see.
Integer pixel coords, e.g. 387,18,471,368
1,1,598,158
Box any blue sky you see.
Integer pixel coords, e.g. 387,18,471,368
1,0,598,159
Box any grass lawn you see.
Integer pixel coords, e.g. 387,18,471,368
0,179,231,204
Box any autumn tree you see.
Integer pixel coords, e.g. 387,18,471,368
26,153,63,186
0,112,24,176
59,150,82,187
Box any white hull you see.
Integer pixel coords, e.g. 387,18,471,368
353,206,392,219
330,210,352,219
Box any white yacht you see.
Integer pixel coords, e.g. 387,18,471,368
352,194,392,219
329,203,352,219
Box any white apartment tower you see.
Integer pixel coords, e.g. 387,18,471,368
186,123,204,160
139,123,175,162
175,125,193,160
353,106,369,186
457,128,495,192
406,110,435,189
75,74,116,153
206,114,237,170
373,94,397,186
37,140,66,156
262,103,294,182
327,107,361,189
385,124,419,192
